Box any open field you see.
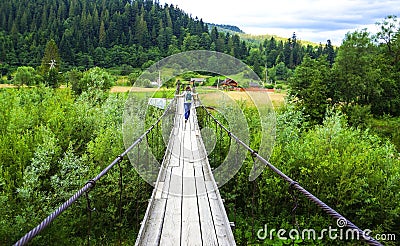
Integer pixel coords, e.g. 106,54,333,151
0,84,286,108
268,91,286,107
110,86,157,93
111,86,286,108
0,84,17,88
197,90,285,109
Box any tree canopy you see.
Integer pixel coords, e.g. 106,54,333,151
0,0,335,74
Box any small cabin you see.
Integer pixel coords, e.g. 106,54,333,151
249,81,262,88
220,78,238,89
190,78,206,85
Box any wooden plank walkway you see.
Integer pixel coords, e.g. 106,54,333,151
135,94,236,246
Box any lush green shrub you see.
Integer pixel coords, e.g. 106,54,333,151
127,69,142,85
341,103,373,128
13,66,41,86
370,116,400,152
119,64,134,76
71,67,114,95
180,72,205,82
0,87,150,245
222,105,400,245
264,84,274,89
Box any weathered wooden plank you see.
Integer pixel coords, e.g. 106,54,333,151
183,163,196,196
181,152,202,245
158,162,168,182
161,167,172,199
205,181,235,246
189,123,198,162
181,195,202,245
160,166,182,245
159,124,179,182
168,155,180,167
191,137,201,162
155,182,164,199
201,158,213,182
170,131,182,160
137,199,166,246
182,130,193,161
195,165,218,246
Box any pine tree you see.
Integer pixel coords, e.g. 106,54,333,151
210,27,218,42
40,39,60,74
40,39,61,88
99,20,106,47
46,68,60,88
324,39,335,67
135,13,150,48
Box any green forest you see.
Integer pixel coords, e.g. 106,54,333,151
0,0,336,78
0,0,400,245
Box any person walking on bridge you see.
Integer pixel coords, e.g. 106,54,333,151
184,86,192,123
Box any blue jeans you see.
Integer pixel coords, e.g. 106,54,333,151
184,102,191,120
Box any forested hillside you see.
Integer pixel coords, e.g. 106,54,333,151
207,23,244,33
0,0,335,78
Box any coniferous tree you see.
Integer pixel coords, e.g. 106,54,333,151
99,20,106,47
289,56,330,124
323,39,335,67
40,39,61,75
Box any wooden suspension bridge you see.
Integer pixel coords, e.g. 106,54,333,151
14,89,382,246
135,93,235,245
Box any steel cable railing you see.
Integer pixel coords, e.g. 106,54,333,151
197,103,382,246
14,98,175,246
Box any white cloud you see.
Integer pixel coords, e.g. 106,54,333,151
159,0,400,45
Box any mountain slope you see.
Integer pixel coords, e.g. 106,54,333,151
207,23,244,33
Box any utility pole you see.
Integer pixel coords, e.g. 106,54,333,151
265,64,268,85
158,70,161,87
265,49,268,87
49,59,56,69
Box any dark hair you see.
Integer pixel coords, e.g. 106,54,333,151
186,86,191,91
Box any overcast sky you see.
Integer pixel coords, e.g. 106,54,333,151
158,0,400,45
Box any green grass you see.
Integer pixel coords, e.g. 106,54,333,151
152,88,176,98
206,76,226,86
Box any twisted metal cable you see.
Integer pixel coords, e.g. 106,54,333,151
117,159,123,246
14,99,176,246
198,104,383,246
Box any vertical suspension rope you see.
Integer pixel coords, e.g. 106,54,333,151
150,127,153,159
135,144,140,234
117,159,123,246
289,181,300,245
219,124,222,166
145,134,148,167
250,154,257,241
291,183,300,227
234,141,239,227
156,120,159,161
251,181,255,242
215,120,218,167
85,191,95,246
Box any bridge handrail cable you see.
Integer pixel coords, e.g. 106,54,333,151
14,98,176,246
197,103,382,246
